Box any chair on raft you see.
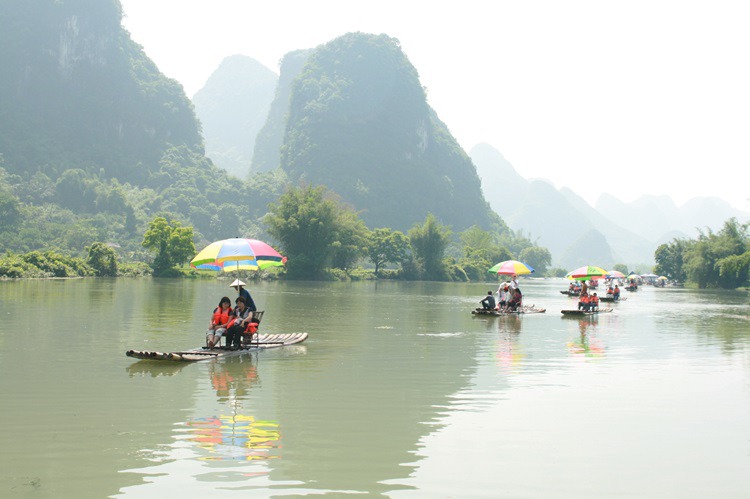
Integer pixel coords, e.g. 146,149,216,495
240,310,264,347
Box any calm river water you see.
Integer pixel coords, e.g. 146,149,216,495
1,278,749,498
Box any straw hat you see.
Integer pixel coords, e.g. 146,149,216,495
229,279,246,288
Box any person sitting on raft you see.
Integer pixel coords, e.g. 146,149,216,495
507,288,523,312
613,285,621,301
225,296,253,350
480,291,496,311
497,284,510,311
578,292,590,311
206,296,234,349
590,292,600,312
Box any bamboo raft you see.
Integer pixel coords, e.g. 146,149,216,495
472,305,547,316
599,296,627,302
561,308,613,316
126,332,308,362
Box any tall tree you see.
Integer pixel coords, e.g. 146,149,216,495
654,239,690,282
367,228,409,276
330,209,369,271
86,242,118,277
142,217,195,275
457,225,513,281
265,184,366,279
408,214,451,280
518,246,552,275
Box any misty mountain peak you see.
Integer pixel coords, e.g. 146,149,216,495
192,55,278,178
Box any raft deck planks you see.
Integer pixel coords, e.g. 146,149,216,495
560,308,613,316
126,332,308,362
472,306,546,316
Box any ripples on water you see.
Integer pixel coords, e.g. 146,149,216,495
1,279,748,497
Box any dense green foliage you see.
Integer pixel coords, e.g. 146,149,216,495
519,246,552,276
142,216,196,276
87,242,118,276
367,228,409,276
262,185,550,282
0,249,92,278
654,218,750,288
264,185,365,279
612,263,629,275
0,149,283,262
407,214,452,280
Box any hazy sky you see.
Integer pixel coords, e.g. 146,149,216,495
120,0,750,211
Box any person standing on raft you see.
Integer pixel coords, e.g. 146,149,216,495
230,279,257,311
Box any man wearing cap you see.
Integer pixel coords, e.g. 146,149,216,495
230,279,257,311
509,274,519,291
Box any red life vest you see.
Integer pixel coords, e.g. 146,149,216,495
591,295,599,305
212,306,231,327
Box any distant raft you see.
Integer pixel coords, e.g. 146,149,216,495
560,308,613,316
126,332,308,362
472,305,546,316
599,296,627,302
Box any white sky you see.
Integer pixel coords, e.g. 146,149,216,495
120,0,750,211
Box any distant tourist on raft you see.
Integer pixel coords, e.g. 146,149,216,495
480,291,496,311
590,293,600,311
578,291,589,311
507,288,523,312
509,274,519,291
498,283,511,311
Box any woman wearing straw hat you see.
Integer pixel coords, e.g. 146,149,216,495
230,279,257,311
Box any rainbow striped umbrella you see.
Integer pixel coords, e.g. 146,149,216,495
488,260,535,276
566,265,608,281
193,259,282,272
191,238,285,271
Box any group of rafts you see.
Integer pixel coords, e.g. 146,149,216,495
559,280,632,316
471,263,632,318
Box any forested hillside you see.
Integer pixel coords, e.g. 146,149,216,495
275,33,501,233
251,49,312,175
0,0,280,260
0,0,202,184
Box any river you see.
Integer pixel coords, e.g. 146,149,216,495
1,278,749,498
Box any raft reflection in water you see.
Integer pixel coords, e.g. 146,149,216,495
184,414,281,462
184,357,281,462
